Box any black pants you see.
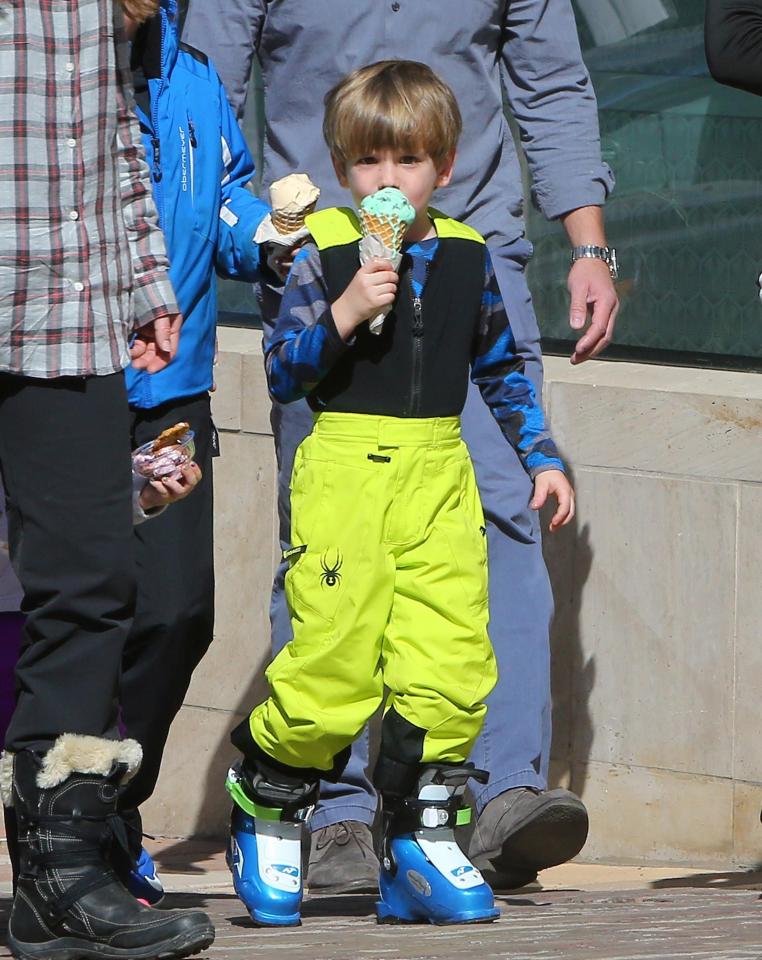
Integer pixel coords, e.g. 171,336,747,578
0,373,135,753
118,393,215,845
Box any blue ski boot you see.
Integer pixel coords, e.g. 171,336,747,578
225,760,316,927
377,766,499,926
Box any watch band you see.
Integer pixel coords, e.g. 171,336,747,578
570,244,618,280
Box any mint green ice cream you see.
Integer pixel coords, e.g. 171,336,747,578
359,187,416,225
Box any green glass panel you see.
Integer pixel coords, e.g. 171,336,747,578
529,0,762,367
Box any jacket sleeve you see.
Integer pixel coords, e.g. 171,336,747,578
500,0,615,220
114,17,179,328
705,0,762,95
471,249,564,479
182,0,265,120
215,72,270,280
265,244,351,404
132,474,167,525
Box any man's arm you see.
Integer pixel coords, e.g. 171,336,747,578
705,0,762,95
501,0,618,363
182,0,266,119
113,18,181,369
561,205,619,364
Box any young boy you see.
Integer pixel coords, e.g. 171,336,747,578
226,61,574,928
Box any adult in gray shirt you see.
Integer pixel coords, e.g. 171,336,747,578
184,0,618,892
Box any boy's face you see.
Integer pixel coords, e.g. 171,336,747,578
334,146,455,237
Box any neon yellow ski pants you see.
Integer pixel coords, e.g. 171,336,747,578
248,413,498,773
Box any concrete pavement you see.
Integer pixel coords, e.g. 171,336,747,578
1,840,759,959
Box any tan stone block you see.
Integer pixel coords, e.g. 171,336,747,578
543,355,762,402
210,349,242,431
140,704,239,840
735,485,762,785
567,469,736,778
547,379,762,482
186,432,277,712
576,760,733,866
732,781,762,867
217,325,263,358
241,350,272,436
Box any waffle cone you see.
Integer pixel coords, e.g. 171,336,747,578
359,210,407,254
271,201,318,234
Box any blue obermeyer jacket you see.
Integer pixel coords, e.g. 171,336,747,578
125,0,269,409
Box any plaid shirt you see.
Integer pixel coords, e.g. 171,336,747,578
0,0,178,379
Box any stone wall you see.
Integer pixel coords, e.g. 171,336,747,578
141,326,762,868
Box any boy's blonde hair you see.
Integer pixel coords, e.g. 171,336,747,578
117,0,160,22
324,60,462,169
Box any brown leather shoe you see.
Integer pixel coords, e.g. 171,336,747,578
468,788,588,890
306,821,379,894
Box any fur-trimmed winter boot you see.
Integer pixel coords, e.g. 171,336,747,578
1,735,215,960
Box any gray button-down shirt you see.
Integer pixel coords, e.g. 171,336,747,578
183,0,614,247
0,0,177,379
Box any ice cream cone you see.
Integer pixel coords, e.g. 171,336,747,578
358,210,408,254
357,189,417,336
271,203,318,234
269,173,320,236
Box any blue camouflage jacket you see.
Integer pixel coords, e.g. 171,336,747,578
125,0,269,409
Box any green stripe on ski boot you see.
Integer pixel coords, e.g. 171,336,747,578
225,776,282,821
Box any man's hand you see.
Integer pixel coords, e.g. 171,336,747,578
331,259,398,340
567,259,618,365
130,313,183,372
530,468,575,532
561,205,619,365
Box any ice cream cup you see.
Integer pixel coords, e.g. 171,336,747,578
132,430,196,482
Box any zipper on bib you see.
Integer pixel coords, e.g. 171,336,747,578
410,291,424,416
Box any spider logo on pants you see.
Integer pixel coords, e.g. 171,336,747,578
319,550,343,588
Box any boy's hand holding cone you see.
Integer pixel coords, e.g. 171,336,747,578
358,188,416,334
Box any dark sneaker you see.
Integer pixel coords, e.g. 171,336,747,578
468,788,589,890
307,821,379,894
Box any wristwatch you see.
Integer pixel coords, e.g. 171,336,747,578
570,244,618,280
